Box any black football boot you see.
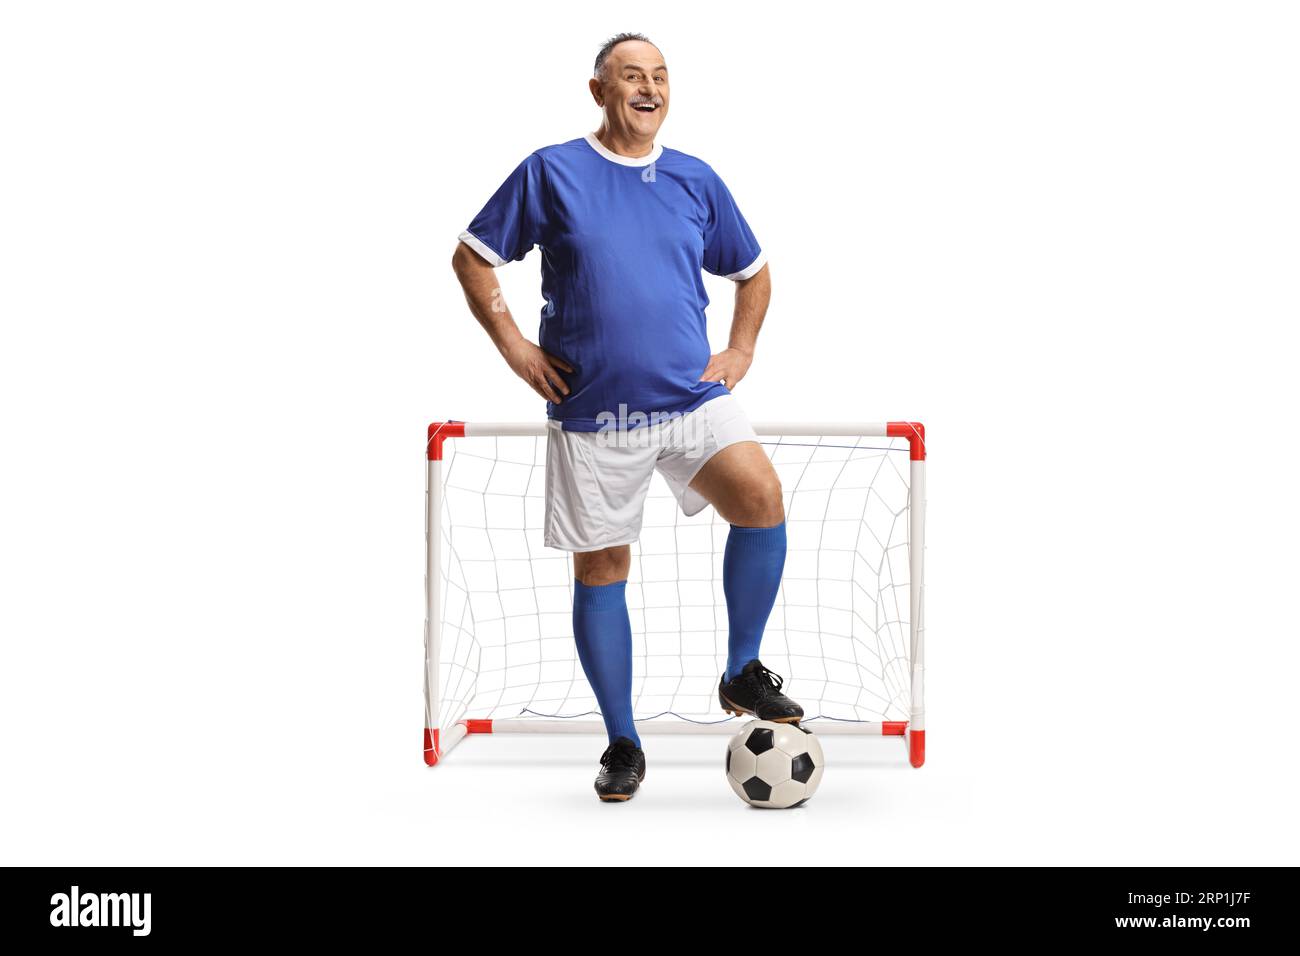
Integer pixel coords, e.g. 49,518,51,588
594,736,646,802
718,659,805,723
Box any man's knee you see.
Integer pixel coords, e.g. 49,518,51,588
716,453,785,526
691,442,785,527
738,474,785,527
574,545,632,586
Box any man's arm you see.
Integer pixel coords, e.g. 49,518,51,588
451,242,572,404
699,263,771,389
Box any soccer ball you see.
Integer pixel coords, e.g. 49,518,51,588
725,720,824,808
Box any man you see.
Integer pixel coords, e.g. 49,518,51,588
451,33,802,802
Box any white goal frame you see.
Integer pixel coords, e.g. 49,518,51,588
423,420,927,768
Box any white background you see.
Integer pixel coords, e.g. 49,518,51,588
2,1,1297,865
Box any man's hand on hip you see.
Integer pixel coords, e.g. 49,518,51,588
505,338,574,404
699,347,753,390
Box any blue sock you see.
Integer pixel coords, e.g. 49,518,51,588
722,522,788,682
572,579,641,748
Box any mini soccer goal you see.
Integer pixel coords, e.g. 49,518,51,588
423,420,927,768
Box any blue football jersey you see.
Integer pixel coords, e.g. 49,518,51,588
459,133,765,431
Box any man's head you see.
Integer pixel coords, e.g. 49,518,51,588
590,33,668,142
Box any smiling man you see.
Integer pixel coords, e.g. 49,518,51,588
452,33,802,803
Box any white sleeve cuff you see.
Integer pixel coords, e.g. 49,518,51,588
725,250,767,281
458,230,507,267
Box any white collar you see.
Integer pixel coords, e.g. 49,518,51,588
583,131,663,167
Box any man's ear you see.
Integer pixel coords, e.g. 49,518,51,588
588,76,603,107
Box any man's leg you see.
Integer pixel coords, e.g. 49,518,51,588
688,441,787,682
545,421,655,800
572,545,639,747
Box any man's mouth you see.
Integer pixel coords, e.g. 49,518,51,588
631,101,660,113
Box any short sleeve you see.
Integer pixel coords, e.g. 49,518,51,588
702,169,766,280
458,153,549,267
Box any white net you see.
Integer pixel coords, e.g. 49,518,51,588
431,430,916,733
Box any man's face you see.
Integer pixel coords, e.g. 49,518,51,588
591,40,669,140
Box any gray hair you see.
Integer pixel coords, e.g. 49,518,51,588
593,32,655,81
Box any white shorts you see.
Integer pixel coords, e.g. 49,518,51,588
544,394,760,552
